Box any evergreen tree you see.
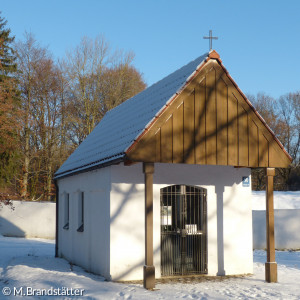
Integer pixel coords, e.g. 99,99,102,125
0,13,17,78
0,12,20,193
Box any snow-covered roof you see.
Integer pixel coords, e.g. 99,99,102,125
54,52,209,179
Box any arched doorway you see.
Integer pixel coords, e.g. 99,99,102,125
160,185,207,276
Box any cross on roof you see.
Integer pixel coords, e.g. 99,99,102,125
203,30,218,51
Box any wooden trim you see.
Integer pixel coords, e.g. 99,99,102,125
209,50,221,61
143,162,155,289
124,160,138,166
265,167,277,283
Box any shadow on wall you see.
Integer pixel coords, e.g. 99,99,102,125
110,163,250,279
0,217,25,237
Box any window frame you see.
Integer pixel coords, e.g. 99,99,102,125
77,191,84,232
63,193,69,230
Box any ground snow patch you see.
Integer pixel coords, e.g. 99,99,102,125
0,237,300,299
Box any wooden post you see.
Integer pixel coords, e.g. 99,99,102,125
143,162,155,289
265,167,277,283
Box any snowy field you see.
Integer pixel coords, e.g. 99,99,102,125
252,191,300,210
0,236,300,299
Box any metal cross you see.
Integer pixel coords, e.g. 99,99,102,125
203,30,218,51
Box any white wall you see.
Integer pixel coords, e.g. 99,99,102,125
57,162,253,281
253,209,300,250
0,200,55,239
110,163,253,280
57,167,111,279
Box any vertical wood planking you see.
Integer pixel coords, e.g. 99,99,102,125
205,68,217,165
143,135,156,162
126,62,291,168
173,103,184,163
155,129,161,162
216,76,228,165
183,90,195,164
249,120,259,166
238,104,249,166
259,133,269,167
195,80,206,164
268,140,278,167
161,115,173,163
227,90,238,165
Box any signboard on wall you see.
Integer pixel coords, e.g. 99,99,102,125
242,176,250,187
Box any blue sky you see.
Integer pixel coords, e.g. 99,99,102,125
2,0,300,99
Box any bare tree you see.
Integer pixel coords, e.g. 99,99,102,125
63,35,110,143
15,33,48,198
277,92,300,189
15,33,64,200
102,52,146,111
62,35,146,145
31,58,62,200
12,33,146,200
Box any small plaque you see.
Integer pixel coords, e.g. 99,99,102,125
242,176,250,187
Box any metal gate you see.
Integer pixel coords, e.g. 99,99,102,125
160,185,207,276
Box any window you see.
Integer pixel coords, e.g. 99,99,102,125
77,192,84,232
63,193,69,230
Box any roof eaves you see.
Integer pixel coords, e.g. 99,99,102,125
54,153,125,180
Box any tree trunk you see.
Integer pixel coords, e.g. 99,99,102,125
47,159,52,201
21,127,30,198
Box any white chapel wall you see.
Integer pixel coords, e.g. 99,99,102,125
222,168,253,275
110,163,253,281
57,167,111,279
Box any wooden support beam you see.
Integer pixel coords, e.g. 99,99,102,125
265,167,277,283
143,162,155,289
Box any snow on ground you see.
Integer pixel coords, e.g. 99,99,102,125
0,236,300,299
252,191,300,210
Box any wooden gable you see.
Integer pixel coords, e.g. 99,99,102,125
126,53,291,168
